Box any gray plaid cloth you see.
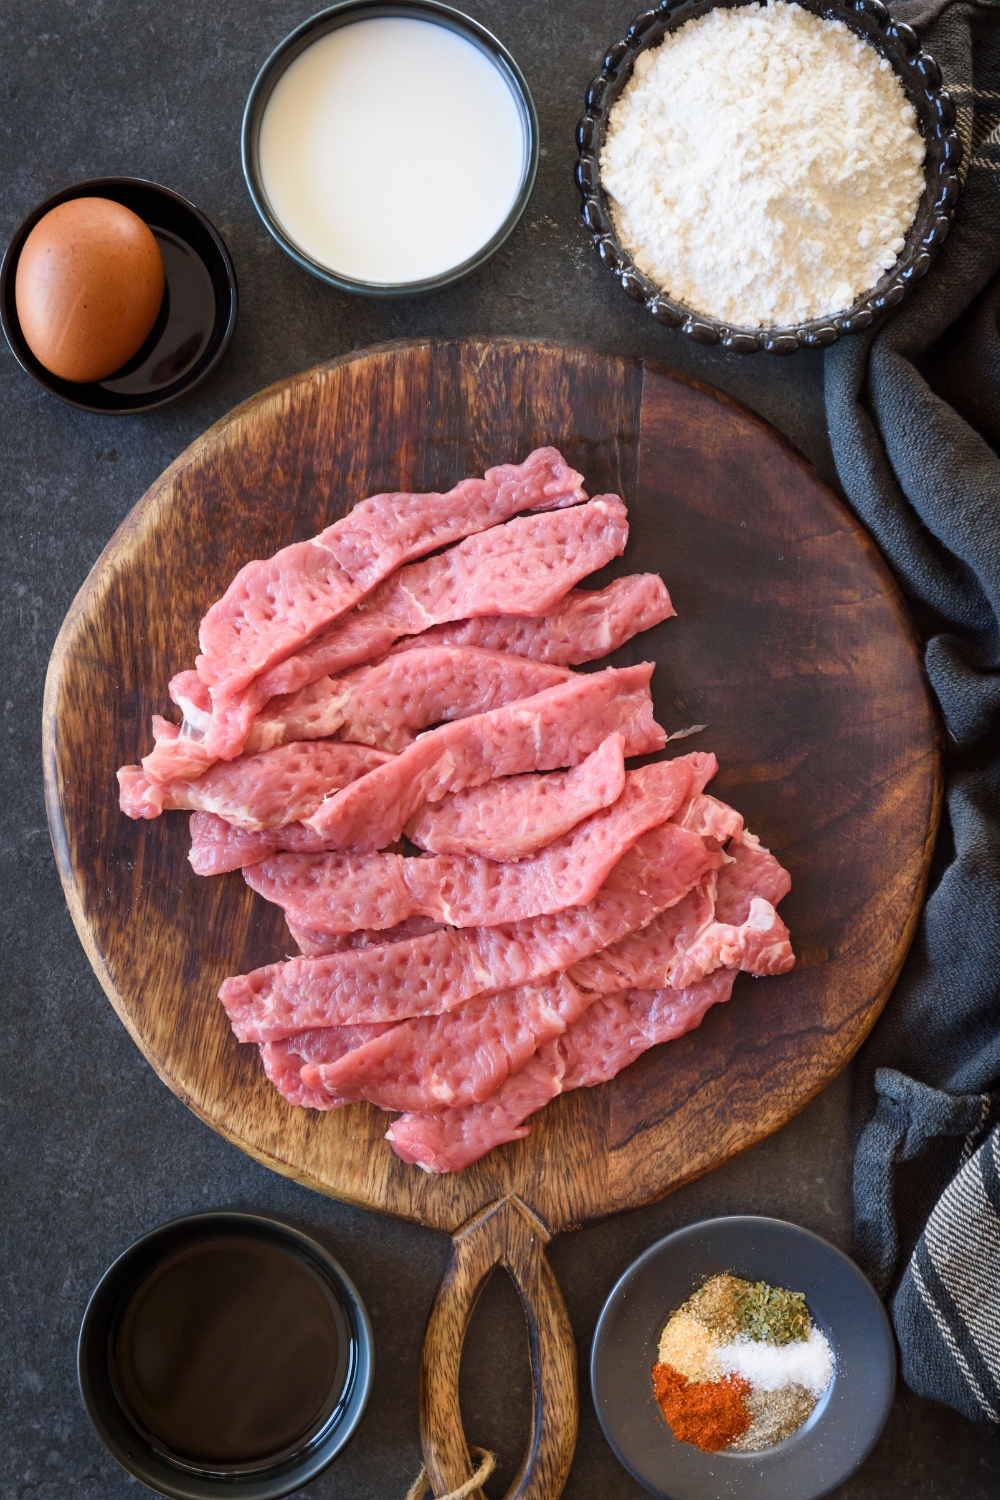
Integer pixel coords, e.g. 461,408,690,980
825,0,1000,1424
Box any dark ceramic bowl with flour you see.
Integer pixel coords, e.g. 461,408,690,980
575,0,961,354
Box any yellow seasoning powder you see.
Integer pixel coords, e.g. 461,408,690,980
688,1274,743,1341
657,1313,723,1382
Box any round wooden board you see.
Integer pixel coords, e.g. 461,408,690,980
44,338,940,1238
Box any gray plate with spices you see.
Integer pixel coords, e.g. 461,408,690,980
591,1215,895,1500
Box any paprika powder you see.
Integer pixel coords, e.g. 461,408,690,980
651,1361,752,1451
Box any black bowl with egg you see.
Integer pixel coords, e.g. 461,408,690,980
77,1210,374,1499
242,0,539,296
575,0,961,354
591,1216,895,1500
0,178,237,412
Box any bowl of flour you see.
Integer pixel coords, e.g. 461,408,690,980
575,0,961,353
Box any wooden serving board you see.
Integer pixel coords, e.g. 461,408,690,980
44,339,939,1499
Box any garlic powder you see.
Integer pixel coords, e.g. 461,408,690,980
600,1,926,327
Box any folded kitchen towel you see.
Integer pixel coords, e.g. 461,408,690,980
825,0,1000,1422
891,1093,1000,1420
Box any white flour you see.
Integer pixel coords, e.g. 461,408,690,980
600,1,926,327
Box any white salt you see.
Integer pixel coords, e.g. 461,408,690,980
599,0,926,326
716,1325,834,1396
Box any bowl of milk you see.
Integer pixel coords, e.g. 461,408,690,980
242,0,539,294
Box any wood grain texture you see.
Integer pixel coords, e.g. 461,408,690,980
43,338,940,1237
419,1196,577,1500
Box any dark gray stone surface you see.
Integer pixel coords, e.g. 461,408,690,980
1,2,997,1497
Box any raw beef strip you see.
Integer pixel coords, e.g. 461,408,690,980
386,969,738,1172
405,734,626,859
713,830,792,922
244,758,694,933
119,741,391,827
569,880,719,994
558,976,739,1088
186,730,622,871
192,495,629,768
389,575,675,666
570,825,793,993
187,811,333,876
666,900,794,987
302,662,664,849
243,648,575,755
219,821,720,1043
299,974,586,1112
387,1052,563,1170
197,447,586,699
261,1024,394,1110
187,809,447,879
286,915,446,958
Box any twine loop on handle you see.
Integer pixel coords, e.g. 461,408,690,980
404,1446,497,1500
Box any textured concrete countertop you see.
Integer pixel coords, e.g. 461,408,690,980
1,2,997,1497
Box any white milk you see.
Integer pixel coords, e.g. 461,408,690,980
258,17,527,285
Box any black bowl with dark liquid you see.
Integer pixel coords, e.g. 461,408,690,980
78,1211,374,1499
0,177,237,413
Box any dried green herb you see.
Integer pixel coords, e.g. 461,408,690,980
733,1280,810,1344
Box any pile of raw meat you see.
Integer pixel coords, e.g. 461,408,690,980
118,448,794,1173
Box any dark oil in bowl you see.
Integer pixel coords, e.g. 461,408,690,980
111,1233,350,1470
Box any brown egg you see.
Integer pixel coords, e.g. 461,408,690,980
15,197,165,383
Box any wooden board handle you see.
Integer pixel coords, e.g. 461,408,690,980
419,1196,578,1500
